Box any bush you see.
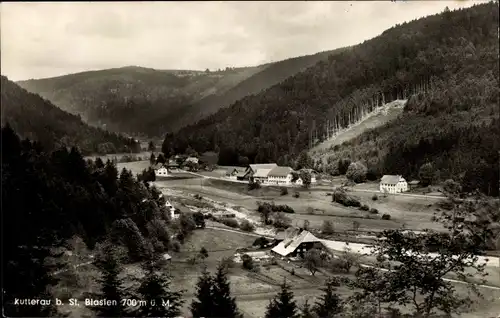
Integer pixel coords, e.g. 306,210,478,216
381,214,391,220
280,187,288,196
253,237,270,249
220,256,235,270
171,240,181,252
293,191,300,198
322,220,335,234
239,219,255,232
220,218,239,228
371,194,378,201
332,188,361,207
241,254,254,270
369,208,379,214
359,204,370,211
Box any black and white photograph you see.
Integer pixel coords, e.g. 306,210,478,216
1,1,499,317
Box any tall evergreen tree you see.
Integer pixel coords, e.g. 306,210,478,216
133,258,184,317
92,244,126,317
191,266,215,317
301,299,315,318
314,278,343,318
265,280,299,318
212,263,242,318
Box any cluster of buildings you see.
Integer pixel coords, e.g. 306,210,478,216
225,163,317,186
153,156,199,178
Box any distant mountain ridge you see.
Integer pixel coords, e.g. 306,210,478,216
1,76,139,155
17,47,348,136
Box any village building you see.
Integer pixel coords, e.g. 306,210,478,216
185,157,199,164
166,159,179,170
271,229,325,258
380,175,408,194
165,200,180,219
154,165,169,177
225,167,247,180
408,180,420,190
266,166,294,185
245,163,278,183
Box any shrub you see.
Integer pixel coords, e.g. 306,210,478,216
241,254,254,270
381,214,391,220
280,187,288,196
359,205,370,211
171,240,181,252
293,191,300,198
220,218,239,228
322,220,335,234
371,194,378,201
220,256,235,270
239,219,255,232
253,237,270,249
369,208,379,214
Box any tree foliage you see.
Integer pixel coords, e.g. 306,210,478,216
265,280,300,318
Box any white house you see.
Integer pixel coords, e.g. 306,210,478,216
266,166,294,185
165,200,180,220
154,165,169,177
380,175,408,194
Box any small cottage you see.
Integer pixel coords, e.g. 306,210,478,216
271,230,324,258
225,167,247,180
154,165,169,177
380,175,408,194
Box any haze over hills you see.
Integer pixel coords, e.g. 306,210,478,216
1,76,140,155
17,65,268,136
17,47,348,136
162,3,499,196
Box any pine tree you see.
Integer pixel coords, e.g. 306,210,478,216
191,266,214,317
301,299,315,318
265,280,299,318
92,244,126,317
314,278,343,318
134,258,184,317
149,152,156,165
212,263,242,318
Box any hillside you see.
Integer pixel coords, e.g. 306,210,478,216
162,3,499,196
309,99,406,154
17,65,267,136
1,76,140,155
175,48,349,131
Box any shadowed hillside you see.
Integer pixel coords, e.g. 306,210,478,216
1,76,140,155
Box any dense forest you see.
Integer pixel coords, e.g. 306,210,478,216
1,76,140,155
162,3,499,195
1,124,197,316
178,47,349,131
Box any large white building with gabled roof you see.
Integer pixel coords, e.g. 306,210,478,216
380,175,408,194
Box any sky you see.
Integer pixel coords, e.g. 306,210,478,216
1,1,480,81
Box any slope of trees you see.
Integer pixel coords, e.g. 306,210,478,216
162,2,499,195
1,76,140,155
1,125,182,316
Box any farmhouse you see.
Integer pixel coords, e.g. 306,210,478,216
380,175,408,194
225,167,247,180
274,227,302,243
271,229,325,258
266,166,294,185
166,160,179,169
165,200,180,220
154,165,169,177
185,157,199,164
245,163,278,183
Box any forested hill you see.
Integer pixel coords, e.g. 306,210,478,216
1,76,140,155
17,65,267,136
162,3,499,195
175,47,349,131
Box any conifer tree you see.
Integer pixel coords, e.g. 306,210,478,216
92,244,126,317
134,258,184,317
212,263,242,318
265,280,299,318
314,278,343,318
301,299,315,318
191,266,214,317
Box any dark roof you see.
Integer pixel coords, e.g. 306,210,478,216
268,166,293,177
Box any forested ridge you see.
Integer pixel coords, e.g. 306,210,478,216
162,2,499,195
17,65,267,136
1,76,140,155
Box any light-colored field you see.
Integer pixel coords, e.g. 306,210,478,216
116,160,151,175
